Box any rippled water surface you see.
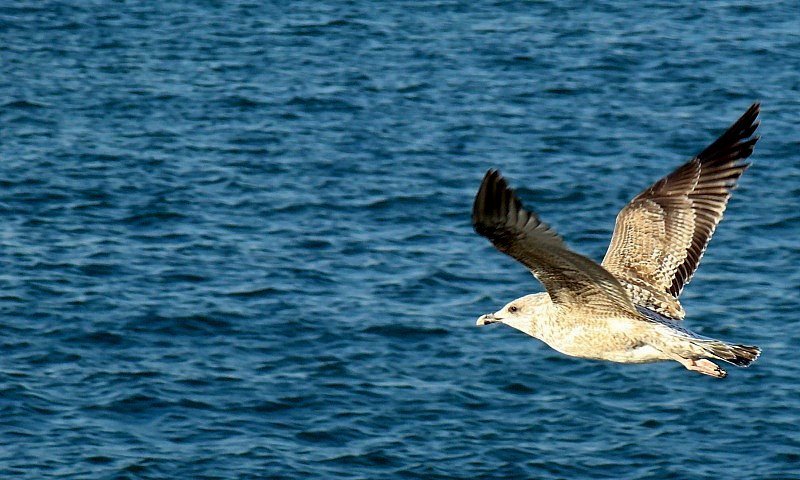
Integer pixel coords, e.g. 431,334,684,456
2,1,799,479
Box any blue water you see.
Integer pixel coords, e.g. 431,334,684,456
2,1,799,478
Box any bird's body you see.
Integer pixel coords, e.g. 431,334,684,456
482,292,753,375
473,104,762,378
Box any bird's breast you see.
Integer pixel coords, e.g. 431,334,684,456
537,315,644,360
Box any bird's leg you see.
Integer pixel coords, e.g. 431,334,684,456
676,357,727,378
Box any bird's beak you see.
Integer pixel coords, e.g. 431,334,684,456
476,313,499,326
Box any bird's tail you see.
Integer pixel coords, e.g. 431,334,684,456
697,339,761,367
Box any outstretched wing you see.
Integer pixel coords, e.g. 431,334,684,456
473,170,637,314
601,103,760,320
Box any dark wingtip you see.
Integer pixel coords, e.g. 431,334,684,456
472,168,507,235
696,103,761,163
741,101,761,124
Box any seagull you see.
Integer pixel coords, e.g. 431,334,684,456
473,103,761,378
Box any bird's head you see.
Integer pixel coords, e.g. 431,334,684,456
476,292,551,336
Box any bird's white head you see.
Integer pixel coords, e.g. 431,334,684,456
476,292,552,336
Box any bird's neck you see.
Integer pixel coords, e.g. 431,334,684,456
504,315,538,338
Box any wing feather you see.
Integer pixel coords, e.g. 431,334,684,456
602,103,760,319
473,170,637,314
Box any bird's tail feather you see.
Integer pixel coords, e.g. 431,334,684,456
698,340,761,367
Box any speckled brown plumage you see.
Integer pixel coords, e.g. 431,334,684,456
601,103,760,319
472,104,762,378
473,169,637,315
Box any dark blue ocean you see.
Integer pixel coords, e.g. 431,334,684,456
2,1,799,478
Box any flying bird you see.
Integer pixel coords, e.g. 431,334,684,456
473,103,761,378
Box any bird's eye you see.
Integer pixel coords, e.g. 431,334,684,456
508,305,518,313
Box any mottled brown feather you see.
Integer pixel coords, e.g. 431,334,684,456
473,170,637,314
602,103,760,319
